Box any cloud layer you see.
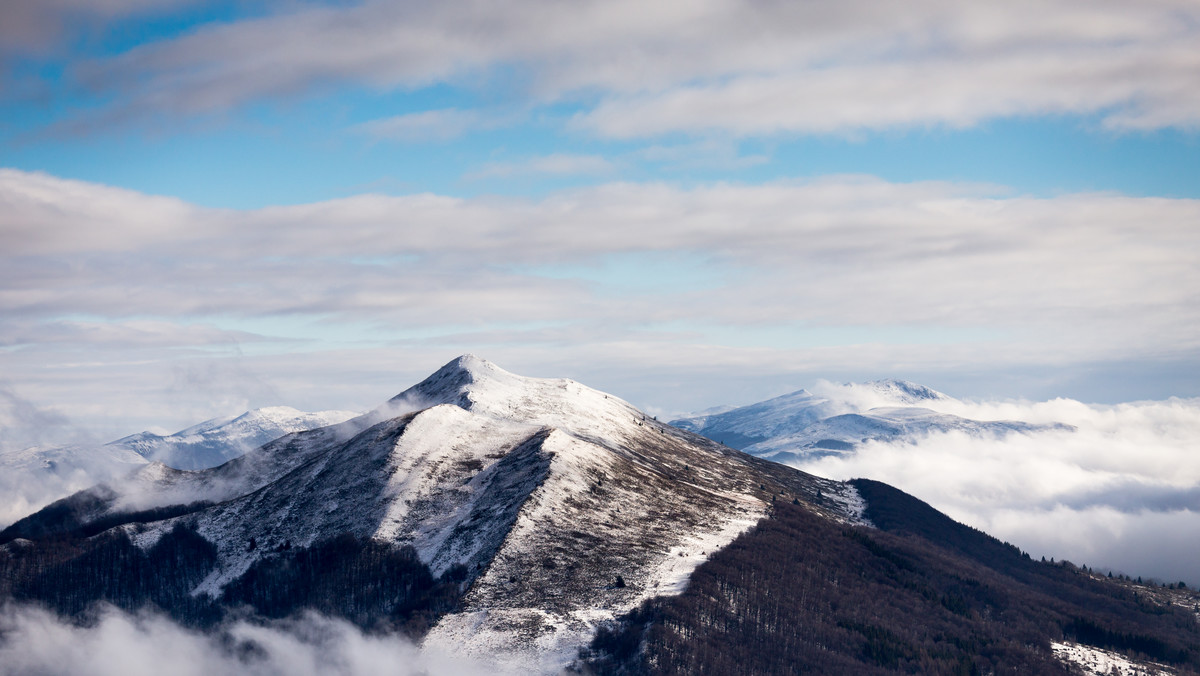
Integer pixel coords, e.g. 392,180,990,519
0,604,493,676
21,0,1200,135
791,395,1200,585
2,166,1198,436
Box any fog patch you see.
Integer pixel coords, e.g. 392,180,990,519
0,603,497,676
0,384,72,453
791,397,1200,585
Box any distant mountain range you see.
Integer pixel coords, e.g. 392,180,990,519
109,405,359,470
671,379,1073,464
0,405,357,528
2,357,1196,675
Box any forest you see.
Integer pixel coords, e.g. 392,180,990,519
578,481,1200,675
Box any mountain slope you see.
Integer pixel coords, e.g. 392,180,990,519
581,482,1200,675
0,355,862,673
110,406,359,470
3,357,1195,675
671,380,1070,463
0,406,359,530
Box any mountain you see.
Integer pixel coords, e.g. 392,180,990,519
1,357,1196,675
0,355,860,672
670,379,1071,463
110,405,359,470
0,406,359,529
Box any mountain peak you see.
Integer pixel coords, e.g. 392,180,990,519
389,354,511,409
863,378,948,403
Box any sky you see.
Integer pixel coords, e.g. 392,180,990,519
1,0,1198,443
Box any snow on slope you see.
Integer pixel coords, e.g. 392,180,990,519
109,355,862,673
671,379,1070,463
110,406,359,470
669,379,950,449
1052,641,1173,675
0,407,361,528
745,408,1070,463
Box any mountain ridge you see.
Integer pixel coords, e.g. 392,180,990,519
1,355,862,673
670,379,1072,463
3,356,1193,675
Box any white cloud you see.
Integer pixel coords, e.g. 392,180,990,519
0,383,72,452
789,396,1200,585
0,167,1197,442
35,0,1200,134
0,604,496,676
467,153,616,179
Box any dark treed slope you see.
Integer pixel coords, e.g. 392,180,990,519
580,484,1200,675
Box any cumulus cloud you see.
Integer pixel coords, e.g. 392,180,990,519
0,604,495,676
23,0,1200,134
790,396,1200,585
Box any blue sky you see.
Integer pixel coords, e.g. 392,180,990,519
1,0,1199,442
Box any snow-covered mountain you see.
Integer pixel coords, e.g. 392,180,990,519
1,355,862,673
110,406,359,470
3,357,1196,675
0,406,359,529
670,379,1071,463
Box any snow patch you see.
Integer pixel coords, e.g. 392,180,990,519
1051,641,1174,675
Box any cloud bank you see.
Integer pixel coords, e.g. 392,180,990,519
21,0,1200,135
0,604,494,676
791,396,1200,586
1,166,1197,436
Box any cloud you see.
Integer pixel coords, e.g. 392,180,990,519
467,153,616,179
0,319,274,349
3,169,1197,351
25,0,1200,134
789,395,1200,585
0,0,197,60
1,167,1197,445
634,139,769,171
354,108,492,143
573,46,1200,137
0,604,496,676
0,383,71,453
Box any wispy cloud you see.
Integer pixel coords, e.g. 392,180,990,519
0,382,71,452
354,108,490,143
25,0,1200,134
467,153,616,179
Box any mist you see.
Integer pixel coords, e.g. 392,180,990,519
0,603,496,676
790,396,1200,586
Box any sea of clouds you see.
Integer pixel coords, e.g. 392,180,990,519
790,393,1200,586
0,604,494,676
